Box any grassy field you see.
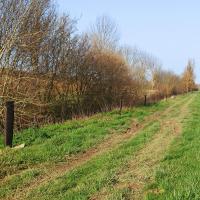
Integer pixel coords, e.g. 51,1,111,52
0,92,199,200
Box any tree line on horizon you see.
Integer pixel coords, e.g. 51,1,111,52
0,0,197,131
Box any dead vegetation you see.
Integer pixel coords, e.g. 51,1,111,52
0,0,197,132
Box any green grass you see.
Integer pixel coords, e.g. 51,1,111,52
0,93,193,200
0,169,42,199
0,100,171,200
87,93,195,200
146,92,200,200
0,102,168,179
27,121,161,200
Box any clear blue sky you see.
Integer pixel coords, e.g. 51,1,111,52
57,0,200,83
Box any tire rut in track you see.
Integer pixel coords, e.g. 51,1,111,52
91,94,195,200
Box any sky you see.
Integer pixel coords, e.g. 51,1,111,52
57,0,200,83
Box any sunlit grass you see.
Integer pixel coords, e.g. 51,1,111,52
27,121,160,200
0,102,168,179
146,92,200,200
0,93,192,199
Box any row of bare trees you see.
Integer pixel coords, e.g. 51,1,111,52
0,0,197,131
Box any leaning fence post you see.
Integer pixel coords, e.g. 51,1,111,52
5,101,14,147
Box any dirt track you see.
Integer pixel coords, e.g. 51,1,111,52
6,94,195,200
91,94,195,200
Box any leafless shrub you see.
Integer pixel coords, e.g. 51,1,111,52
0,2,196,132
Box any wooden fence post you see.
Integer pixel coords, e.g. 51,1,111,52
144,95,147,106
5,101,14,147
